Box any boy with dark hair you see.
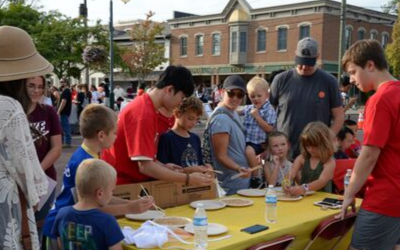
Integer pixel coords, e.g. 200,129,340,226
339,39,400,250
102,65,213,186
157,96,211,173
44,104,154,250
52,159,124,250
344,119,361,158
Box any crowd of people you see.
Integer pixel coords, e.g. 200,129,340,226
0,25,399,250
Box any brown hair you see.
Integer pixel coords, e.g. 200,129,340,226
0,79,31,113
174,96,204,116
75,159,116,198
79,104,117,139
342,39,388,72
300,122,334,163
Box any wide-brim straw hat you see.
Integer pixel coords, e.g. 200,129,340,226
0,26,54,82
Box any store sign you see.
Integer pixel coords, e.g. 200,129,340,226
191,68,203,74
230,67,245,73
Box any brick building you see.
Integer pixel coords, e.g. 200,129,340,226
169,0,396,85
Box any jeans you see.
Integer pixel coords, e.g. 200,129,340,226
60,114,71,145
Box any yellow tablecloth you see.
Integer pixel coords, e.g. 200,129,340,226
119,192,362,250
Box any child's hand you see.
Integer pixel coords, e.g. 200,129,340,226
164,163,183,172
183,166,208,174
272,155,280,166
250,108,260,118
129,196,154,214
286,185,306,196
188,172,214,186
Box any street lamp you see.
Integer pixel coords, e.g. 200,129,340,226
109,0,131,110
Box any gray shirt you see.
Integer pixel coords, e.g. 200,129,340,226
270,68,342,158
209,107,250,195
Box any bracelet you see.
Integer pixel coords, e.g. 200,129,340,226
185,173,190,186
302,183,309,194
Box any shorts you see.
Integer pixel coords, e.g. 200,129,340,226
351,208,400,250
246,142,264,155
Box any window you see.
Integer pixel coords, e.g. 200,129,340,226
240,31,247,52
212,33,221,55
345,27,352,49
180,37,187,56
231,31,238,53
299,25,310,40
357,29,365,40
195,34,204,55
257,29,266,52
382,33,389,49
370,30,378,40
277,27,287,51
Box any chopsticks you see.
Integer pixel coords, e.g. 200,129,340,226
231,165,262,180
139,185,165,214
208,169,223,175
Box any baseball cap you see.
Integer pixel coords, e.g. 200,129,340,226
295,37,318,66
222,75,246,93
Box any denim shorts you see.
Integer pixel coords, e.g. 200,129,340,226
246,142,264,155
351,208,400,250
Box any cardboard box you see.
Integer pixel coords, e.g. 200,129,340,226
113,180,217,209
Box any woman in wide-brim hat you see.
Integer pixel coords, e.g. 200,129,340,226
0,25,53,250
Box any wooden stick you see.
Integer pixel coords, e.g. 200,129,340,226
231,165,263,180
139,186,165,214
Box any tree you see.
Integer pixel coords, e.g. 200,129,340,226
382,0,399,14
386,9,400,77
122,11,167,84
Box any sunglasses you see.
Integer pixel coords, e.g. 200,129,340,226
226,90,245,99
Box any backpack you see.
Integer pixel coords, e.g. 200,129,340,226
202,109,245,165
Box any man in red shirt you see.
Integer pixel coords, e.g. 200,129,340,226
102,65,213,187
339,40,400,250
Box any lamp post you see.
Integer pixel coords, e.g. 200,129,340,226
109,0,131,110
80,0,90,85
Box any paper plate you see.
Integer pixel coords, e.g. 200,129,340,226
185,223,228,236
153,216,191,228
190,200,226,210
220,198,254,207
237,189,266,197
125,210,165,221
277,193,303,201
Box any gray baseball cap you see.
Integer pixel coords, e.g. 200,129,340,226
223,75,246,93
295,37,318,66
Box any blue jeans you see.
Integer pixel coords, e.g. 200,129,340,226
60,115,71,145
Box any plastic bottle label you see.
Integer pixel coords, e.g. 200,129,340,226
266,196,277,203
193,217,208,226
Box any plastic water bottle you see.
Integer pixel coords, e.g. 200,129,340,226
265,185,277,223
344,169,352,193
193,204,208,250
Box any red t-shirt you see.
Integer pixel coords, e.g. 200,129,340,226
157,112,175,136
102,94,159,184
361,81,400,217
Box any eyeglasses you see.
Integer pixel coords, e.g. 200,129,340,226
27,85,45,92
226,90,245,99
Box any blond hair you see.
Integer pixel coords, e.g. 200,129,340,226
246,76,269,93
75,159,116,198
79,104,117,139
300,122,334,163
174,96,204,116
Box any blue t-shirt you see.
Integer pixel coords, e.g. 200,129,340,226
52,206,124,250
43,146,96,237
157,130,204,167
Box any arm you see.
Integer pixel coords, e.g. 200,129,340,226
338,145,381,218
57,99,66,115
265,159,280,186
109,243,123,250
330,106,345,135
40,134,62,171
211,133,251,178
138,160,213,186
101,196,154,216
343,97,357,112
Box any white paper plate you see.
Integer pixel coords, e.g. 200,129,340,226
125,210,165,221
185,223,228,236
190,200,226,210
276,193,303,201
220,198,254,207
153,216,191,228
237,189,266,197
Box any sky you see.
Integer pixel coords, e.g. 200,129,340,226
37,0,387,25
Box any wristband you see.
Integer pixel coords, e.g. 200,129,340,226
302,183,309,193
185,173,190,186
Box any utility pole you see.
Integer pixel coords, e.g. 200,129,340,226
338,0,347,82
80,0,90,85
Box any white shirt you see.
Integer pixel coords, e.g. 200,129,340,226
114,87,126,100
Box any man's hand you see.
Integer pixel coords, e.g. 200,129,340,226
128,196,155,214
336,195,356,220
188,173,213,186
164,163,183,172
183,166,208,174
238,167,252,179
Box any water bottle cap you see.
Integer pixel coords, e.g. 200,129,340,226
196,203,204,208
268,185,274,188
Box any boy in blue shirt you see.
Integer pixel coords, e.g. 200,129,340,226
157,96,212,174
44,104,154,249
53,159,123,250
